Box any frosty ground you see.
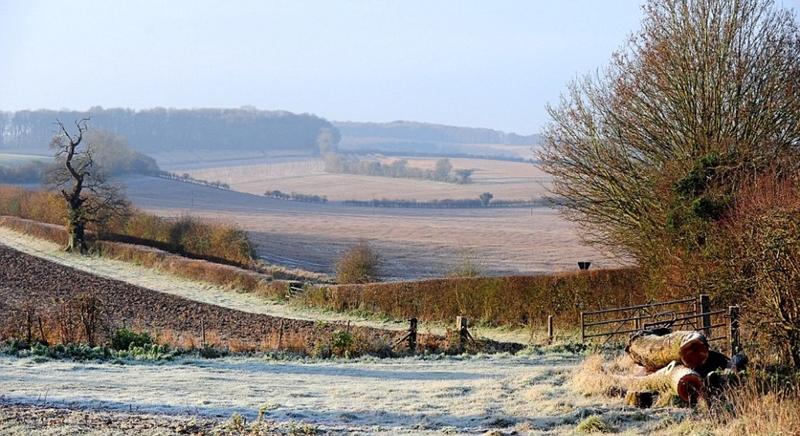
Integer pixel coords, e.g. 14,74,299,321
0,228,677,434
0,352,677,434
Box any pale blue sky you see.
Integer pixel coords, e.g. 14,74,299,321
1,1,798,134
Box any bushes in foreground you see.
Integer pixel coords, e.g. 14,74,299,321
0,185,254,266
302,268,644,327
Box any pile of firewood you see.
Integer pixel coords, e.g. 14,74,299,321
622,329,747,407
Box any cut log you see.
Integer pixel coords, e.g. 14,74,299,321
633,361,704,404
627,330,709,371
665,362,703,404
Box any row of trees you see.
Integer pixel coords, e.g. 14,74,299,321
264,190,328,203
323,154,474,184
542,0,800,366
341,194,550,209
159,172,231,190
0,107,339,155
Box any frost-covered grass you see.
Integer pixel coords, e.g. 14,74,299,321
0,351,684,434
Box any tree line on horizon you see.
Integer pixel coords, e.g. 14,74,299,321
0,107,339,155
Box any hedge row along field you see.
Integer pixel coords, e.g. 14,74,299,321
0,216,289,300
0,185,253,267
302,268,646,327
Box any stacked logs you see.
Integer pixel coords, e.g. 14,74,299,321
623,329,745,407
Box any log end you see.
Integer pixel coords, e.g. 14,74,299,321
675,372,703,403
679,332,710,369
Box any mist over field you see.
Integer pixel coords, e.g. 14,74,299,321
2,1,800,434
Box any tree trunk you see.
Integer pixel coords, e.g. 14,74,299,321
66,207,87,253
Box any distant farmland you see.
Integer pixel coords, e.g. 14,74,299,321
122,175,623,279
184,157,551,202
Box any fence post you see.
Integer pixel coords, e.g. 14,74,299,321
698,294,711,337
408,318,417,353
278,319,285,350
580,312,585,343
728,306,740,354
547,315,554,344
456,316,469,351
201,317,206,348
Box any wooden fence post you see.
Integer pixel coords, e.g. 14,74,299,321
728,306,740,354
547,315,554,344
278,319,285,350
456,316,468,351
580,312,585,343
200,317,206,348
698,294,711,337
408,318,417,353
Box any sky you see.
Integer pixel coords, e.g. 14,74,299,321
1,1,798,135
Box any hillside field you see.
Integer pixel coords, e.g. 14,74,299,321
122,175,622,279
183,157,550,202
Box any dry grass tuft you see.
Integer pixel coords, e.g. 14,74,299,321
575,415,617,433
571,354,638,397
701,375,800,435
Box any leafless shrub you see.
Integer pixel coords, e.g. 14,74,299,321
335,241,381,284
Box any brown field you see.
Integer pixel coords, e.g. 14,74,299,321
0,244,402,352
122,175,624,279
184,157,551,201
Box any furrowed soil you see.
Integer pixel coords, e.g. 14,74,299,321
0,227,537,344
0,244,405,349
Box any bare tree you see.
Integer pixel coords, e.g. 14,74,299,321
47,119,129,253
540,0,800,264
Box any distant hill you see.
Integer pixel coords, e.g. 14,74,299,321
0,107,339,156
334,120,541,158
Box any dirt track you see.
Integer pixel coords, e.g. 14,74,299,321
0,244,405,350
